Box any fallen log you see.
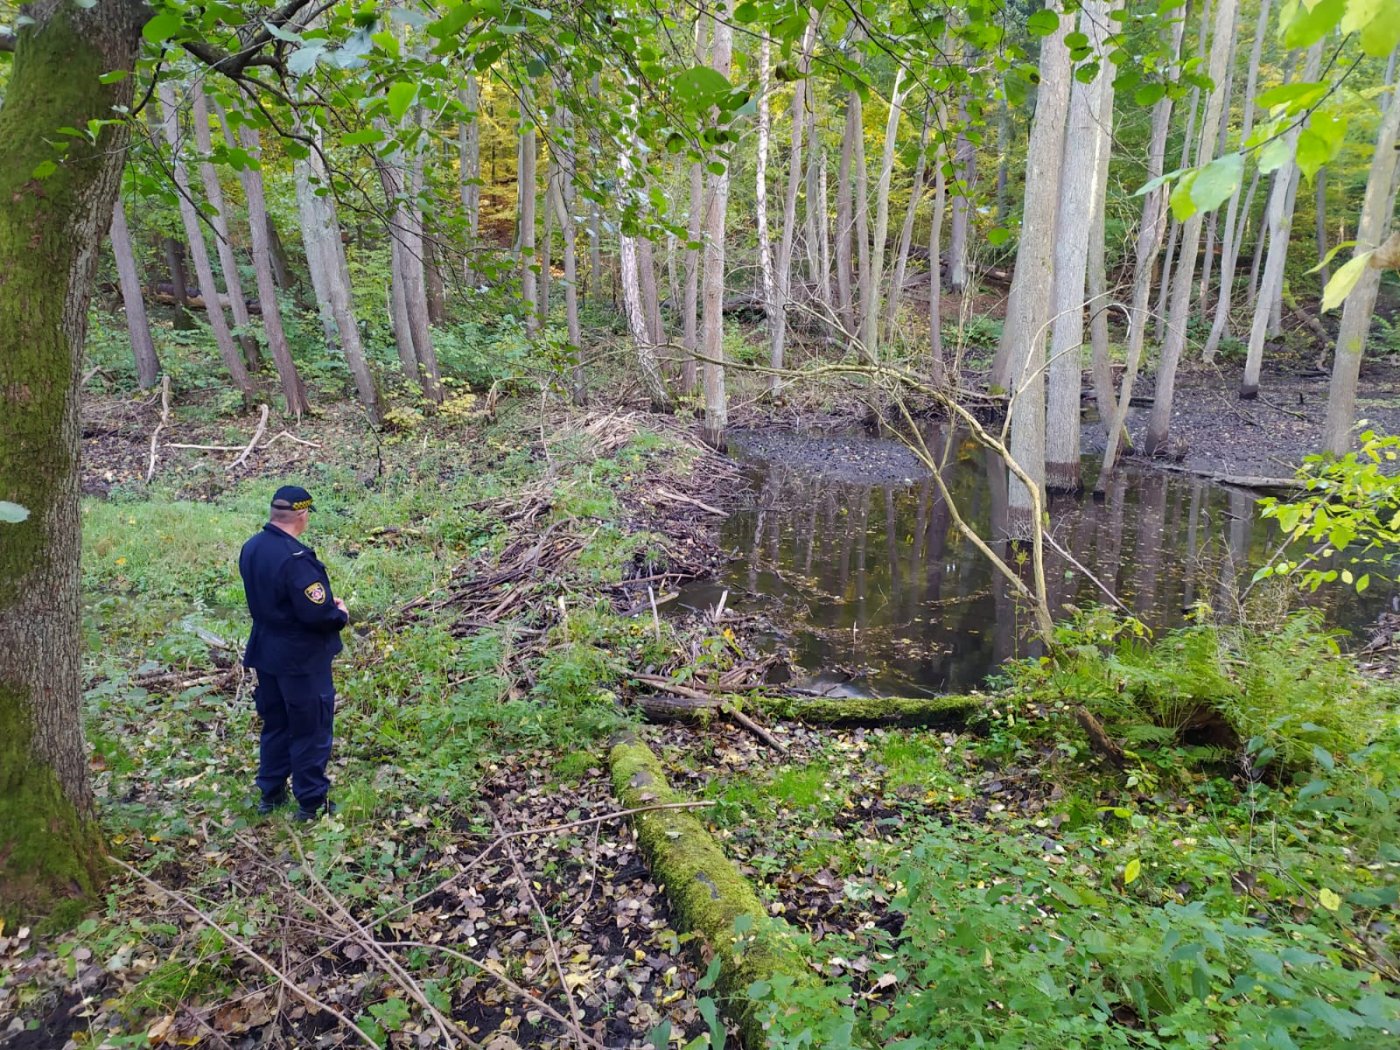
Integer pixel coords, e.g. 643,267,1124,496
609,735,824,1044
637,691,983,729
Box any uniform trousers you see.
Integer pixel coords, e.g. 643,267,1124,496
253,665,335,808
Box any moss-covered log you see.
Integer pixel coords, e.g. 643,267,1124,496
610,735,822,1044
0,0,145,924
638,691,984,729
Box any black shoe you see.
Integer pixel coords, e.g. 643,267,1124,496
292,800,337,822
257,790,290,815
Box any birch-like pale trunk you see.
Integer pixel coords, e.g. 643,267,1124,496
190,83,256,368
768,20,815,391
225,108,310,416
863,68,907,359
1003,3,1073,534
1045,0,1113,493
701,0,735,448
1314,168,1330,288
947,95,975,293
1086,65,1118,423
518,92,539,335
638,236,663,345
835,90,859,335
853,99,872,351
588,75,605,304
1203,0,1273,359
154,83,253,400
541,154,556,325
404,145,441,399
110,197,161,388
549,79,585,405
756,36,775,381
619,76,671,412
295,116,380,422
1197,20,1239,312
458,76,481,284
1145,0,1239,455
883,115,930,342
1322,58,1400,454
682,153,704,392
929,129,948,387
1240,43,1323,400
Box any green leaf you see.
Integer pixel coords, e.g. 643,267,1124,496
1190,153,1244,214
672,65,733,111
1026,8,1060,37
1346,0,1400,56
1320,251,1374,312
31,160,57,179
98,69,130,84
342,128,385,146
1134,166,1182,198
1256,81,1327,113
1312,745,1335,771
386,81,417,123
1295,110,1348,181
141,11,183,45
1318,887,1341,911
1281,0,1346,48
0,501,29,524
1307,239,1356,274
1124,858,1142,884
1169,171,1199,221
1356,573,1370,593
986,227,1011,246
1257,136,1294,174
1134,83,1166,107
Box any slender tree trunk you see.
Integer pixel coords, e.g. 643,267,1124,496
550,81,585,404
1086,62,1117,423
295,118,380,422
190,84,257,368
702,0,736,448
853,99,872,350
1322,52,1400,454
155,84,254,400
1046,0,1114,493
373,143,421,386
1004,2,1073,534
541,151,556,326
1,0,146,920
588,73,605,305
110,198,161,388
219,103,310,416
756,37,777,390
1314,167,1330,289
619,76,671,412
995,96,1012,222
884,116,930,342
1197,20,1239,313
164,237,191,312
403,148,441,399
638,236,663,345
947,95,975,293
768,21,814,392
264,215,294,292
835,90,860,336
682,155,704,393
1241,43,1323,400
519,92,539,335
1246,178,1270,306
816,123,833,310
458,77,481,284
864,69,907,359
1145,0,1239,455
929,130,948,387
1204,0,1273,360
424,241,446,323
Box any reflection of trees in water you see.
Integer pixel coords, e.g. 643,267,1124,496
721,435,1385,694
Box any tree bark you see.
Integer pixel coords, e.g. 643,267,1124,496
190,83,257,368
756,37,776,389
1046,0,1114,493
155,83,254,401
1145,0,1239,455
1097,10,1186,490
1313,167,1329,289
1,0,146,920
947,94,975,293
163,237,191,313
110,198,161,388
294,116,380,423
864,68,907,359
518,93,539,336
767,20,814,392
929,127,949,387
1321,60,1400,455
220,102,310,416
682,155,704,394
1204,0,1273,360
458,77,481,284
550,81,585,405
883,115,930,342
1241,44,1323,400
619,75,672,412
701,0,736,449
404,148,441,399
1001,2,1073,534
1086,62,1117,425
835,90,860,336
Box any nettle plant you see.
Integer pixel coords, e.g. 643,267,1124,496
1254,430,1400,595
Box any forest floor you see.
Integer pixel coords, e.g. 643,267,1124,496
4,349,1400,1049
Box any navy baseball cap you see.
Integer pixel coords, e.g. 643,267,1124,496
271,485,315,511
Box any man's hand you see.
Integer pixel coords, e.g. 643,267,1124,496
334,597,348,615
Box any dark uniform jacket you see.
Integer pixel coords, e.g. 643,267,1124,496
239,523,348,675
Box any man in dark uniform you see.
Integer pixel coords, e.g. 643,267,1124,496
239,485,349,821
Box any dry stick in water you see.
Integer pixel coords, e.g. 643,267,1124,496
112,858,382,1050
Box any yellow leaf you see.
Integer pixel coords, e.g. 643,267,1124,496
1124,858,1142,884
1319,888,1342,911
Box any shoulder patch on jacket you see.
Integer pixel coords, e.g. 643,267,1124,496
304,582,327,605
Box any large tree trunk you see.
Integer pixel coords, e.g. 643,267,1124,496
1000,2,1073,534
1241,43,1323,400
110,198,161,388
1045,0,1114,493
155,83,254,401
1321,60,1400,455
220,103,310,416
1203,0,1273,360
190,83,257,368
1144,0,1239,456
1,0,145,920
701,0,736,448
163,236,191,314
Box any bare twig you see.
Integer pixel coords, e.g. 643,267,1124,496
112,858,381,1050
231,404,271,469
146,374,171,483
